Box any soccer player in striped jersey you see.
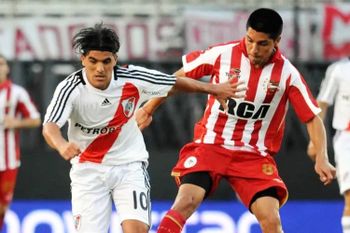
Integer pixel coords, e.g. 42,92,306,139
308,57,350,233
0,54,41,230
42,23,243,233
137,8,336,233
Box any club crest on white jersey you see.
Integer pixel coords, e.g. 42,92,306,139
122,97,136,118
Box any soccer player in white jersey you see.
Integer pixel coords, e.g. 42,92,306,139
0,54,41,230
136,8,336,233
308,57,350,233
42,23,244,233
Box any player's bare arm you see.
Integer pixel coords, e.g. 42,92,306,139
3,116,41,129
307,101,329,160
306,115,336,185
42,122,81,160
136,68,247,130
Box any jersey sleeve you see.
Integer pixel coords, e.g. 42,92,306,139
16,87,40,119
288,72,321,123
43,79,78,128
182,43,231,79
127,65,176,101
317,62,339,105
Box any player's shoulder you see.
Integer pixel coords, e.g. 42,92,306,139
55,69,85,96
63,69,85,83
57,69,85,88
279,55,300,76
9,82,31,98
325,57,350,76
331,57,350,69
209,40,240,49
116,64,172,79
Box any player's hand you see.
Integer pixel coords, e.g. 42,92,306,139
314,157,336,186
135,107,153,131
307,141,316,161
57,141,81,161
214,80,247,112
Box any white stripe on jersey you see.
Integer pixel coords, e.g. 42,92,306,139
182,43,239,74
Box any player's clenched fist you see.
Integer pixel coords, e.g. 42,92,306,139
57,141,81,160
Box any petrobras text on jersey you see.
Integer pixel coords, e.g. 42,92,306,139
2,200,342,233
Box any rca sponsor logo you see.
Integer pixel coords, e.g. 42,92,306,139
219,99,270,119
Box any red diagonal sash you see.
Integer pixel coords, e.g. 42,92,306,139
79,83,139,163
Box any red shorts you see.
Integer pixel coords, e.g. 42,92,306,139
171,143,288,208
0,169,18,206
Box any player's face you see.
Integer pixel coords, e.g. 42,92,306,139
81,50,117,90
0,57,9,83
245,27,280,68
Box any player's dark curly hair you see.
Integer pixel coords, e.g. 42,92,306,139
246,8,283,40
73,23,120,55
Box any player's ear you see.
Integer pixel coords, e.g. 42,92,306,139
113,54,118,64
274,36,281,48
80,55,86,66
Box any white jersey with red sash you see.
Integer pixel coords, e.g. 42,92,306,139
0,80,40,171
182,39,320,156
44,65,176,165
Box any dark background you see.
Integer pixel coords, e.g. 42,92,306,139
11,60,340,201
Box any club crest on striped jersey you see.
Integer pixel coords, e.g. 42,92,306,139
122,97,136,118
263,79,280,94
226,68,241,80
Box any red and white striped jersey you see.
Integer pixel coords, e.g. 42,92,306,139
317,57,350,131
0,80,40,171
182,39,320,156
44,65,176,165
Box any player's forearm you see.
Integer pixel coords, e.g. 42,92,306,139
306,115,328,161
142,97,167,115
173,76,216,94
317,101,329,122
3,117,41,129
18,118,41,128
42,122,67,150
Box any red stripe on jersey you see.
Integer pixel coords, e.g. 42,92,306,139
79,83,140,163
4,85,11,168
186,50,204,63
232,67,262,146
16,101,31,118
214,47,242,145
264,77,291,155
249,60,284,148
194,95,216,142
288,77,318,123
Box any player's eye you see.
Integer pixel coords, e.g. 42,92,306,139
103,59,111,65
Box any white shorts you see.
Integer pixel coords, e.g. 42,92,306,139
333,130,350,195
70,161,151,233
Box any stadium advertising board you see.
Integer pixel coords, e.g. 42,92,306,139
2,200,342,233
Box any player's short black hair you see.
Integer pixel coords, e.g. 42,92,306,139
73,22,120,55
246,8,283,40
